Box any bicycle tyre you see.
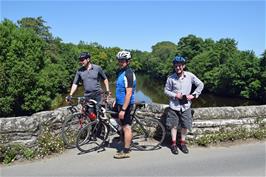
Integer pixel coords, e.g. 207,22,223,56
76,121,109,153
131,116,166,151
61,112,90,148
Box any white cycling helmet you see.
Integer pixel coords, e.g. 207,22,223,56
116,50,131,60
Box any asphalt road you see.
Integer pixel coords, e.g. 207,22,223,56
1,141,265,176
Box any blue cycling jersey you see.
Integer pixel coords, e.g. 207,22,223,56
115,67,136,105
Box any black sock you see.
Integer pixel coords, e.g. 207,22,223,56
123,148,130,153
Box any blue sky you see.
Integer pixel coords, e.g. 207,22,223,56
1,0,265,56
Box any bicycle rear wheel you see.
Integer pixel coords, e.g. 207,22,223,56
76,121,109,153
131,116,166,151
61,113,90,148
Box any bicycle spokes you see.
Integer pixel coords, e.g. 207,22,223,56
76,121,109,153
131,117,165,151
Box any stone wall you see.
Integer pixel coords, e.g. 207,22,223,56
137,104,266,140
0,104,266,146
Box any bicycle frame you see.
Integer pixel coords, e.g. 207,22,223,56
67,97,91,127
76,100,166,152
95,102,148,138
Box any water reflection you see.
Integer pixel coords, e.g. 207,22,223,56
135,90,153,103
133,73,260,107
62,73,261,108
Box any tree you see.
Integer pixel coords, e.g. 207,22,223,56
0,18,71,116
144,41,178,79
214,38,238,64
217,51,261,98
259,50,266,103
1,17,264,116
17,16,52,42
151,41,177,61
187,50,220,91
177,34,205,61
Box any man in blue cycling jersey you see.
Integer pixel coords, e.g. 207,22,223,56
113,50,136,159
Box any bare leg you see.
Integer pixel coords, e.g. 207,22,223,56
171,127,177,143
123,125,132,149
180,128,187,143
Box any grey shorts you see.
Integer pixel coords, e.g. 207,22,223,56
166,108,192,130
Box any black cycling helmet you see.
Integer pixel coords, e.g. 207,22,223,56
173,56,186,64
79,52,91,61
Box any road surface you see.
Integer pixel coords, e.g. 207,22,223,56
1,141,265,176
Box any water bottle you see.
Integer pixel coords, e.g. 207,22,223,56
110,118,120,130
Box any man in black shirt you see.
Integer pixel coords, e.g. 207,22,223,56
66,52,110,103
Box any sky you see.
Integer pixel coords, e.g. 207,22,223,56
1,0,265,57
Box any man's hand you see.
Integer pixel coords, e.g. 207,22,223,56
176,92,183,99
105,91,112,98
65,95,72,102
187,94,195,101
119,110,125,120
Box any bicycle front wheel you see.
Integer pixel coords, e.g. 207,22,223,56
131,116,166,151
76,121,109,153
61,113,89,148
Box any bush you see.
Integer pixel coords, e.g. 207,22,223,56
0,126,65,164
35,126,65,159
194,127,266,147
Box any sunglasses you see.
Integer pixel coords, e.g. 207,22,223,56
79,58,87,62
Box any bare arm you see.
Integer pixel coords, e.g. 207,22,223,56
70,84,78,96
103,79,110,92
119,87,132,119
122,87,132,110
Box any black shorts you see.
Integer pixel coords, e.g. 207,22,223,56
114,104,133,126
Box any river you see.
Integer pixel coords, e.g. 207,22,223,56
64,73,260,108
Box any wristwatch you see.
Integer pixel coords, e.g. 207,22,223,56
121,108,126,111
192,94,197,98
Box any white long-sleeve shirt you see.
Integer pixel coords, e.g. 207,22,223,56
164,71,204,111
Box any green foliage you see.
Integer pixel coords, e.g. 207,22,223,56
177,34,205,60
217,51,261,98
35,127,65,158
0,144,34,164
194,127,266,147
18,16,52,41
0,17,265,117
187,51,220,86
258,50,266,103
0,18,77,116
0,126,65,164
144,41,177,79
0,19,49,116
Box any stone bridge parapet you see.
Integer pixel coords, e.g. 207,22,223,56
1,104,265,146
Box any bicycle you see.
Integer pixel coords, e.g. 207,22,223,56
75,101,166,153
61,96,98,148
